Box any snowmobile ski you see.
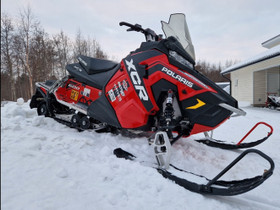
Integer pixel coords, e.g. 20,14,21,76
195,122,273,149
113,147,274,196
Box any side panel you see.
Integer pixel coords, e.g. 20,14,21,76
105,63,159,129
55,79,101,112
142,53,233,131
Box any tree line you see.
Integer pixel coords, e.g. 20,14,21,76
1,7,108,101
195,60,236,83
1,7,236,102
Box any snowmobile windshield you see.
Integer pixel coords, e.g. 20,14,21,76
161,13,195,62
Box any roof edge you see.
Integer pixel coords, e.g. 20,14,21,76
262,34,280,48
221,52,280,74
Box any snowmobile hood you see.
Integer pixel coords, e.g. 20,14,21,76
161,13,195,62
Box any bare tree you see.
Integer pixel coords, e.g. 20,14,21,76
53,31,72,77
73,29,107,59
29,26,54,82
1,6,111,102
195,60,229,82
1,13,16,100
95,41,107,59
17,5,39,97
73,29,88,58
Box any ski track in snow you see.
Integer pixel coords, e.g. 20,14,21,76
1,100,280,210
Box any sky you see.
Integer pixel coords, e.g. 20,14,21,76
2,0,280,66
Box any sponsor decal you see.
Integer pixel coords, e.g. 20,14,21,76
118,81,125,96
122,80,128,91
114,84,122,101
107,79,129,102
108,89,116,102
161,67,193,88
68,83,80,90
125,59,149,101
70,90,79,101
81,88,91,97
79,96,92,106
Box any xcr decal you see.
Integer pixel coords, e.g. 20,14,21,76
123,56,154,112
125,59,149,101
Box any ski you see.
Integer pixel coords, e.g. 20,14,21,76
113,147,274,196
195,122,273,149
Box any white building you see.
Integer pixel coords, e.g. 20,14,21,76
222,35,280,106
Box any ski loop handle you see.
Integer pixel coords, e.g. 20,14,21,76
237,122,273,145
196,121,273,149
160,149,275,195
206,149,275,188
114,147,274,195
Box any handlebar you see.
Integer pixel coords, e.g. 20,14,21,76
119,21,160,41
119,22,143,32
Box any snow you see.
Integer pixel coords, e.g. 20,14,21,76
1,100,280,210
221,45,280,74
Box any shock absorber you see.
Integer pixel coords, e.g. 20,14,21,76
164,89,174,126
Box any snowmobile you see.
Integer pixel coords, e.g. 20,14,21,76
266,94,280,110
30,13,274,196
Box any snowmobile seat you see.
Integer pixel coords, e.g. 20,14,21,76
66,63,119,89
77,55,118,75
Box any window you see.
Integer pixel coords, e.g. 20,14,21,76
234,79,238,87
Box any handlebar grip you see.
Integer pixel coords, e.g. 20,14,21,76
119,22,143,32
119,22,134,27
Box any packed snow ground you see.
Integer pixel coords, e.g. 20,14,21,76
1,100,280,210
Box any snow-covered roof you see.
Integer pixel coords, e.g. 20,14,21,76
262,34,280,49
221,44,280,74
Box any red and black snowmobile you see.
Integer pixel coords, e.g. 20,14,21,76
30,13,274,196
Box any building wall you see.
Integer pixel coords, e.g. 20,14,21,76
230,55,280,105
253,70,266,105
231,68,253,104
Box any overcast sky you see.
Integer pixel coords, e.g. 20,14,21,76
2,0,280,65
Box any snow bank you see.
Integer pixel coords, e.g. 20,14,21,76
1,101,280,210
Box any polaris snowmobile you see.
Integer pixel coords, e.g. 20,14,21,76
30,13,274,196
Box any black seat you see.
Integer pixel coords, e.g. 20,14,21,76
77,55,118,75
66,63,119,89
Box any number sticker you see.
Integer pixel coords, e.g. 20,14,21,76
70,90,79,101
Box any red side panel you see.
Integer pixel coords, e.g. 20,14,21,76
106,51,217,129
55,79,101,106
105,66,159,129
139,54,217,101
